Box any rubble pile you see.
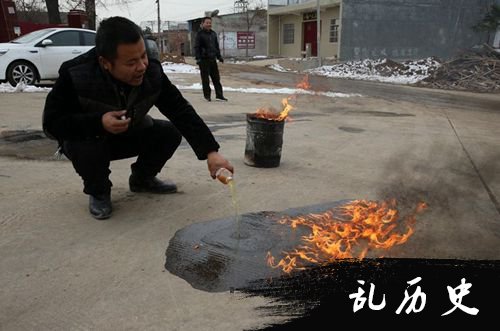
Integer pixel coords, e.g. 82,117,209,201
419,45,500,92
161,53,185,63
375,58,440,77
305,57,441,84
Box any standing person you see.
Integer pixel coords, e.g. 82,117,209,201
43,16,233,220
194,17,228,102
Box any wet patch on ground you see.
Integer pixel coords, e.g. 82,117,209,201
338,126,365,133
0,130,61,160
178,134,244,150
204,112,325,127
230,72,292,88
346,110,415,117
206,122,247,133
165,201,351,292
203,113,248,124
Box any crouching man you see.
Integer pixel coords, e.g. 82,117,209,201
43,16,233,220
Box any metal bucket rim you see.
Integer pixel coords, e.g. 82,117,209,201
246,113,286,124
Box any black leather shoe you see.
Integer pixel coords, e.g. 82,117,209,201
129,175,177,194
216,96,228,101
205,97,211,102
89,194,112,220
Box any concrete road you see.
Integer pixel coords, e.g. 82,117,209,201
1,66,499,330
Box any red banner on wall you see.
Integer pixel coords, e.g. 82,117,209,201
237,32,255,49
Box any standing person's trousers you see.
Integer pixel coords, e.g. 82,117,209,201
63,119,182,195
199,58,223,99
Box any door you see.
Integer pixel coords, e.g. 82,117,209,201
37,30,85,79
303,21,317,56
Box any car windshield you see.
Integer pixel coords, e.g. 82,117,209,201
10,29,56,44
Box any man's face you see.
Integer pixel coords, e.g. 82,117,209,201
101,38,148,86
202,19,212,30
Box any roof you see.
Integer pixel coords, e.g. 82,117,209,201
186,10,266,22
268,0,341,16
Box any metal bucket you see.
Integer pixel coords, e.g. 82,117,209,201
244,114,285,168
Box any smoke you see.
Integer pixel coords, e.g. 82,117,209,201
376,145,500,218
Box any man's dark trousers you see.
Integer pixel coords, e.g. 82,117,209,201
199,58,223,99
63,119,182,195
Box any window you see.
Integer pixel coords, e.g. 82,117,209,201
330,19,339,43
49,31,80,46
283,23,294,44
12,29,55,44
82,32,95,46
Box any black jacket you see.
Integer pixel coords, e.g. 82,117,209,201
43,48,219,160
194,29,222,61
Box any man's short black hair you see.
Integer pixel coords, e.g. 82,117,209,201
201,17,212,23
96,16,143,61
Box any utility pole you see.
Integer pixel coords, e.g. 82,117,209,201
235,0,250,57
156,0,163,54
317,0,321,66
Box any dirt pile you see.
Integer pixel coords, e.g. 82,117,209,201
161,53,185,63
375,58,440,77
419,45,500,92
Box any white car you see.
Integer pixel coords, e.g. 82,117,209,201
0,27,96,86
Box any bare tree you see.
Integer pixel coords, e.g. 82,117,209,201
16,0,126,30
14,0,45,21
240,0,266,58
85,0,96,29
45,0,61,24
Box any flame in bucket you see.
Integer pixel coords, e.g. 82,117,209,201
254,97,294,121
267,199,428,273
251,73,314,121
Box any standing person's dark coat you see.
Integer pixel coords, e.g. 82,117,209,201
194,17,227,102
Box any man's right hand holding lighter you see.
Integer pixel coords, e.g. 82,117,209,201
102,110,131,134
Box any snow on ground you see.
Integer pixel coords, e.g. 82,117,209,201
177,83,360,99
0,82,51,93
161,62,199,74
304,57,441,84
267,64,296,73
2,57,440,94
227,59,248,64
0,81,360,99
0,80,360,99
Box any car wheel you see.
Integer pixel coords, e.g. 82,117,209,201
7,61,38,86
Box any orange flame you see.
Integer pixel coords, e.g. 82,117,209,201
267,200,427,273
254,97,294,121
251,74,308,121
296,74,311,90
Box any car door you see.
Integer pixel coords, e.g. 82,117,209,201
81,31,96,49
37,30,84,79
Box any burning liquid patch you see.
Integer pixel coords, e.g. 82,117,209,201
164,200,427,292
267,199,427,273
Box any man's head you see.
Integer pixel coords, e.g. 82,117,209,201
96,16,148,86
201,17,212,31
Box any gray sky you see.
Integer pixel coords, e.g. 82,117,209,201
96,0,246,28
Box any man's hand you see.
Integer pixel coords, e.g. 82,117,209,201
207,151,233,179
102,110,131,134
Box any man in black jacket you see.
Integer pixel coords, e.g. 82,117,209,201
194,17,227,102
43,17,233,220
